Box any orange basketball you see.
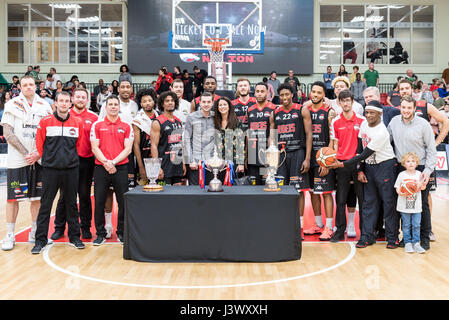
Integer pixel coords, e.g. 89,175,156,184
400,181,419,196
316,147,337,167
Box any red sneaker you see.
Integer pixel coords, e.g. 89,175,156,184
319,227,334,241
303,225,323,235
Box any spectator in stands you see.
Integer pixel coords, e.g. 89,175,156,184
119,64,132,84
268,71,281,104
51,80,64,101
405,69,418,84
93,79,105,101
64,75,78,92
430,78,440,92
294,88,307,104
432,89,446,109
193,66,208,98
10,76,20,98
350,66,360,83
39,88,54,108
363,62,379,87
284,70,301,92
173,66,183,80
44,74,53,92
350,73,367,106
182,70,194,102
421,83,434,104
49,68,60,89
337,64,348,78
438,83,449,98
442,62,449,87
29,66,42,84
263,77,275,102
387,83,401,108
97,85,112,111
366,34,381,63
155,67,174,95
25,65,33,76
323,66,335,99
343,33,357,64
111,80,119,95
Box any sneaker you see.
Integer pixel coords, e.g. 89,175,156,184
386,240,400,249
50,230,65,241
330,230,345,243
319,227,334,241
356,240,375,248
2,233,15,251
398,238,405,248
28,232,35,244
429,232,436,242
93,236,106,246
105,225,113,239
117,234,124,245
69,239,85,250
81,229,92,239
413,242,426,254
421,240,430,251
303,225,322,235
346,224,357,238
404,243,414,253
31,243,45,255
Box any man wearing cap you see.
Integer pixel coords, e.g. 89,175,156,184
330,100,398,249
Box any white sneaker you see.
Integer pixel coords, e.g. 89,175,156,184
28,232,36,244
105,224,113,239
404,243,414,253
413,242,426,254
2,233,15,251
346,224,357,238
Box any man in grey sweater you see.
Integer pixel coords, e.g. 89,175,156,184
387,95,437,251
267,71,281,105
351,73,367,107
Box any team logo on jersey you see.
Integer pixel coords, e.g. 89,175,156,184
264,112,271,117
118,128,125,134
415,110,423,116
85,120,92,125
275,116,281,120
69,128,77,136
292,113,298,119
354,125,360,130
319,114,325,120
249,113,255,118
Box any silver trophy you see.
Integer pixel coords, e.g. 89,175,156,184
259,144,286,192
143,158,163,192
205,150,227,192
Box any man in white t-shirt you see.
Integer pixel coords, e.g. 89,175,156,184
330,100,398,248
98,80,138,236
171,78,191,124
0,76,53,251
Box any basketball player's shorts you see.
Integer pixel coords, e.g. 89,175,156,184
429,170,437,192
277,149,310,192
7,163,43,201
310,165,336,194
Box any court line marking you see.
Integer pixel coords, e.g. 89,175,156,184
42,242,356,289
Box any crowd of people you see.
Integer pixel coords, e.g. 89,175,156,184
0,62,449,256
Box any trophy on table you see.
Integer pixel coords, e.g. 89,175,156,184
143,158,163,192
259,144,286,192
205,150,227,192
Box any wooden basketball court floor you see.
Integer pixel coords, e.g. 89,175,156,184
1,174,448,300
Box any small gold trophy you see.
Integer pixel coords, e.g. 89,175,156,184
143,158,163,192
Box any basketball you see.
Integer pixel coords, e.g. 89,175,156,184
400,181,419,196
315,147,337,167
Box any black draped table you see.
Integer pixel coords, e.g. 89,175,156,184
123,185,301,262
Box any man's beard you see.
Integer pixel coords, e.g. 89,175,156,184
312,97,324,105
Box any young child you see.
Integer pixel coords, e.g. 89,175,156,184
394,152,427,254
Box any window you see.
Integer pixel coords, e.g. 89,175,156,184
7,2,124,64
320,4,434,65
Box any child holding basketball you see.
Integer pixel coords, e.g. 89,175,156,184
394,152,428,254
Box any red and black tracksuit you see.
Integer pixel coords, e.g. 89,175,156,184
34,112,84,245
53,109,99,235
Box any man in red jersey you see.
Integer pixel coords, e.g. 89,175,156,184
233,78,256,132
90,95,134,246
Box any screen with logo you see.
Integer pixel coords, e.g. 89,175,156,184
128,0,314,75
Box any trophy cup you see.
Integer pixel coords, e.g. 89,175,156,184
143,158,163,192
205,150,227,192
259,144,286,192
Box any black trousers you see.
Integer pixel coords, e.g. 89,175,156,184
397,164,432,246
187,167,217,185
326,89,335,99
335,164,364,233
361,159,399,243
93,164,128,238
35,167,81,245
54,156,95,232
